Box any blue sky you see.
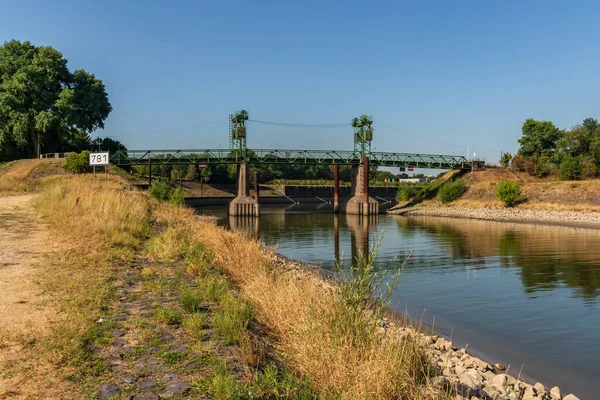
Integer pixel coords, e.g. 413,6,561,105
2,0,600,163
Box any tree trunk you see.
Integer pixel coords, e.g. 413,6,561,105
29,129,40,159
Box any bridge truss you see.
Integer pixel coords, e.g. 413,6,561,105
110,149,471,170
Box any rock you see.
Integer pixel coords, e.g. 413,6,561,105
162,373,179,382
492,373,508,387
136,380,157,392
459,369,483,387
534,382,547,395
110,329,125,338
493,363,506,371
562,395,580,400
160,333,176,343
549,386,561,400
97,383,120,399
162,381,191,395
184,361,200,371
454,364,465,376
482,371,496,383
132,394,160,400
118,375,136,384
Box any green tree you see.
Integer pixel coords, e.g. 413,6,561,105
582,118,598,136
500,152,512,168
517,119,563,159
91,137,127,154
556,124,591,160
560,156,582,180
0,40,111,158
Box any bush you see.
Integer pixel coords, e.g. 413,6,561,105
496,180,521,207
64,151,91,174
511,154,527,171
438,179,466,204
580,158,598,179
560,157,582,180
149,179,172,200
396,185,417,202
169,187,185,206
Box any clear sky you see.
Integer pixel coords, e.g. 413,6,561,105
2,0,600,163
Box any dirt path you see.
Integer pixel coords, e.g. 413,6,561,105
0,195,55,331
0,195,58,397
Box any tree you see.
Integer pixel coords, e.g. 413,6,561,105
556,124,591,160
500,152,512,168
582,118,598,136
517,119,563,159
91,137,127,154
0,40,111,158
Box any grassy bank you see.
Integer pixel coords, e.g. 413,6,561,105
1,161,440,399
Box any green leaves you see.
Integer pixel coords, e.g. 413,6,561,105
0,40,111,158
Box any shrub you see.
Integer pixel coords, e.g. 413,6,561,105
511,154,527,171
396,185,417,202
149,179,172,200
496,180,521,207
580,158,598,179
64,151,91,174
169,187,185,206
533,156,553,178
438,179,466,204
560,157,582,180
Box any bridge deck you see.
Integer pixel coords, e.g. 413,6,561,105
110,149,471,170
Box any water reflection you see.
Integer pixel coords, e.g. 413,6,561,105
399,216,600,302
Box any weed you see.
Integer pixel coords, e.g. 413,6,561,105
213,293,254,345
152,307,183,326
183,313,206,338
180,288,204,313
162,351,186,365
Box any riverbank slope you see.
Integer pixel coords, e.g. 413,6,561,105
390,168,600,228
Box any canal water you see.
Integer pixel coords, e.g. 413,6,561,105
196,204,600,398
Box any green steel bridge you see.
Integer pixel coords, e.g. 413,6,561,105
110,149,471,170
109,111,472,170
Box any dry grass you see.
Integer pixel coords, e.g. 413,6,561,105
0,159,65,194
0,173,151,399
433,169,600,211
153,204,433,399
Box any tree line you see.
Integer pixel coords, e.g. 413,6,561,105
504,117,600,180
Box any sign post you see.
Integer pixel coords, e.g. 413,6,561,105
90,152,110,179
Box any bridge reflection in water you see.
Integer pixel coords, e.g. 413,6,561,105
229,210,379,269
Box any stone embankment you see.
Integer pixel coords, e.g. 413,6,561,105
271,253,581,400
389,205,600,228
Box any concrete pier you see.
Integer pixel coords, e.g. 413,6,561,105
333,164,340,213
345,157,379,215
228,164,260,216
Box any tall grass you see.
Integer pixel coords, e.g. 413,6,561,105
155,204,434,399
30,176,150,386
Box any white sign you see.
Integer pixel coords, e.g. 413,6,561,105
89,152,110,166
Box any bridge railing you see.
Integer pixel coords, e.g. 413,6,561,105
110,149,471,170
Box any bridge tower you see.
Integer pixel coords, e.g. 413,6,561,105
352,115,373,158
229,110,248,153
228,110,260,217
346,114,378,215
